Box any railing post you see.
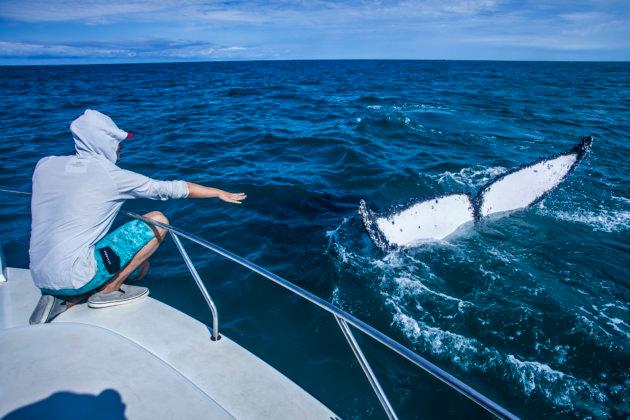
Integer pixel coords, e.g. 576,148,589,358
170,231,220,341
335,315,398,420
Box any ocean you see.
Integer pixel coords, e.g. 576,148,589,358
0,60,628,418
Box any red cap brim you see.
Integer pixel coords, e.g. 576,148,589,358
126,132,134,139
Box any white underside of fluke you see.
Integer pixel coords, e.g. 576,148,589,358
375,194,474,246
361,138,590,249
477,154,577,217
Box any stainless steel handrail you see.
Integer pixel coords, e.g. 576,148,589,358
122,211,518,420
170,231,220,341
335,316,397,420
0,183,516,419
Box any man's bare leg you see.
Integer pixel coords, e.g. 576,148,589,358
66,211,168,308
97,211,169,295
131,261,150,282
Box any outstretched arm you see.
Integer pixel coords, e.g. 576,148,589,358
186,182,247,204
108,165,245,203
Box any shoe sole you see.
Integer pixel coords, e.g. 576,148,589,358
29,295,55,325
88,290,149,309
46,298,70,323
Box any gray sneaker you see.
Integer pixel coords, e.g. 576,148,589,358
88,284,149,308
29,294,69,325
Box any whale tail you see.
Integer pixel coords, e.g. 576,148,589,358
359,199,391,250
360,136,594,249
572,136,593,159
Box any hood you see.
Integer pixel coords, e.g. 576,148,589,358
71,109,129,163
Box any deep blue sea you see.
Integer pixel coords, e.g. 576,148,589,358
1,61,628,419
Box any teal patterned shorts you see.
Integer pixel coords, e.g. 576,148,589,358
44,220,155,297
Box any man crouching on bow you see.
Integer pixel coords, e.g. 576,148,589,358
29,109,246,324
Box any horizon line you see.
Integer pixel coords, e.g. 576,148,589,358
1,57,629,67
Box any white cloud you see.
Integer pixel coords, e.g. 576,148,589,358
0,39,247,59
0,1,165,22
0,0,502,24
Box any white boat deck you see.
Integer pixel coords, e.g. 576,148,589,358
2,323,232,419
0,267,337,419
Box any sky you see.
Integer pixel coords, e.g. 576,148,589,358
0,0,628,64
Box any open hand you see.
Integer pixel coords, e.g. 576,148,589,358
218,191,247,204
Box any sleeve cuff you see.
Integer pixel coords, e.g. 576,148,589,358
175,180,189,199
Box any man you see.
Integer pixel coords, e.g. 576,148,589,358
29,109,246,324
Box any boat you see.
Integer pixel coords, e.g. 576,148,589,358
0,206,518,419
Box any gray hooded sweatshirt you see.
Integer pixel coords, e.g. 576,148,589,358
29,109,188,292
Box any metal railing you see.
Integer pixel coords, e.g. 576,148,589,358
0,187,516,419
122,211,518,420
169,231,220,341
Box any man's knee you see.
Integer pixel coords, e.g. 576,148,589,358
144,211,169,225
143,211,169,240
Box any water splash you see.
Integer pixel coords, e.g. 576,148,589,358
436,166,507,190
538,206,630,233
326,207,628,417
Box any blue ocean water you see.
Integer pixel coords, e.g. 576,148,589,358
0,60,628,418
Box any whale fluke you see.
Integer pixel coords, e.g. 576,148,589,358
360,136,593,249
360,195,475,248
